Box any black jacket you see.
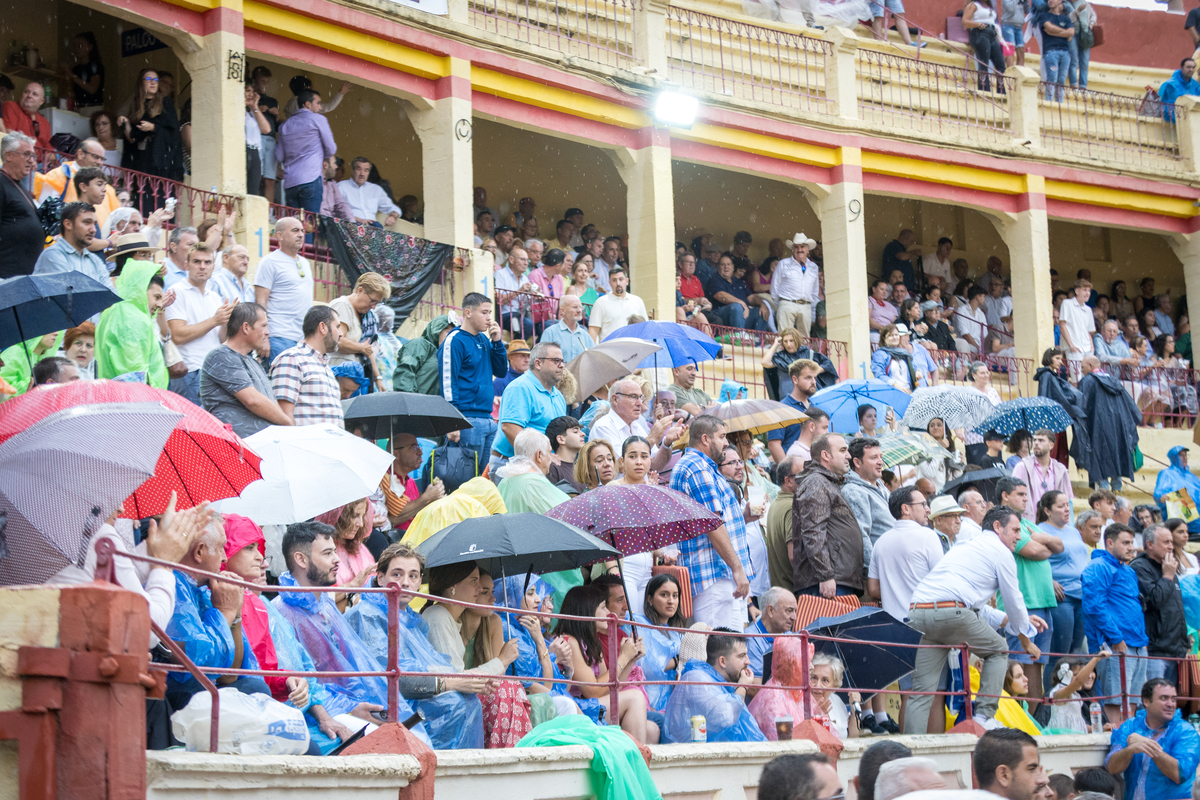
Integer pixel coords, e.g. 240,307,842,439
1130,553,1189,658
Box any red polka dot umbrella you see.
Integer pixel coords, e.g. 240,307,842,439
0,380,262,516
544,484,721,557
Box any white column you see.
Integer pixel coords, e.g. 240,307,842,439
405,58,474,250
994,177,1055,360
818,147,869,376
176,26,247,196
611,128,676,322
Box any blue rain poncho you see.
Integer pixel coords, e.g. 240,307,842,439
261,598,342,755
495,575,604,725
344,581,484,750
165,572,260,694
1155,446,1200,534
272,572,431,746
663,661,767,744
632,614,681,711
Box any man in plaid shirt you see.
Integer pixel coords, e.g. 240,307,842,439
270,305,344,426
669,414,756,629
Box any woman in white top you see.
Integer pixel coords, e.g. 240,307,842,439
964,361,1001,466
963,0,1008,92
1168,519,1200,577
809,653,860,740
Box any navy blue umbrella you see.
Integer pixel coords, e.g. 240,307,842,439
972,396,1073,437
805,607,924,694
941,466,1014,504
0,271,121,352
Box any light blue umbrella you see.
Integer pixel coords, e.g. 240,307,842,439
972,396,1073,436
603,320,722,370
808,379,914,435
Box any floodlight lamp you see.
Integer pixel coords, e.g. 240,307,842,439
654,91,698,129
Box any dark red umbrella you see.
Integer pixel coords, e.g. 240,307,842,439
544,484,721,556
0,380,261,516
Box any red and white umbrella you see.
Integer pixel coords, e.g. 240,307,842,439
0,380,262,516
0,403,182,586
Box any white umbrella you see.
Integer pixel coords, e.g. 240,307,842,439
566,337,663,401
211,424,393,524
0,403,183,586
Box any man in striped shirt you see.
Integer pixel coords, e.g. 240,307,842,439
270,305,344,427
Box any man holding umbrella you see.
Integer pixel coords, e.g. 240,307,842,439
669,415,754,629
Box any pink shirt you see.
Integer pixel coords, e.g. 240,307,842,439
869,297,899,330
335,542,376,586
529,266,565,323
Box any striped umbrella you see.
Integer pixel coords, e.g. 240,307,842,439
972,396,1074,436
700,398,809,436
902,385,998,431
875,432,953,469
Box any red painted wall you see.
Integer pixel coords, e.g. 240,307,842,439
904,1,1192,72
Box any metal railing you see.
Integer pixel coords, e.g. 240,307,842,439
857,48,1014,143
92,539,1167,756
468,0,639,69
664,7,832,116
701,325,848,401
36,144,243,234
269,203,347,303
1106,362,1199,430
1038,84,1184,170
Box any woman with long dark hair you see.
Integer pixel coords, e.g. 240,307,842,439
633,574,686,711
117,68,183,212
553,584,659,742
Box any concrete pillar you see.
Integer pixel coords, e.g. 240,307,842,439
175,9,248,197
405,58,474,250
636,0,670,77
818,148,869,377
1168,233,1200,307
1174,96,1200,173
611,129,676,323
823,27,860,122
239,194,271,282
1007,65,1042,147
995,178,1055,360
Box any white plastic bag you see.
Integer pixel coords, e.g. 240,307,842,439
742,0,781,22
171,688,311,755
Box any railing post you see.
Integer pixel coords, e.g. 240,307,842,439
1175,96,1200,173
636,0,670,77
446,0,469,25
799,630,814,719
1119,651,1130,720
960,644,973,722
606,614,621,725
1006,65,1042,147
386,585,401,724
822,27,860,122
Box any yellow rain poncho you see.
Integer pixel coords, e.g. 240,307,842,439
403,493,491,610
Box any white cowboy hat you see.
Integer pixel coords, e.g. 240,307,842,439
790,233,817,249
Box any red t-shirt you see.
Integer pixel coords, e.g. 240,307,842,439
1,101,51,150
680,274,704,299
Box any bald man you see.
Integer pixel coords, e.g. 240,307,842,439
254,217,316,363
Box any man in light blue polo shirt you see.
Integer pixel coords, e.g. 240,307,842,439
539,294,593,365
493,341,567,478
33,202,109,286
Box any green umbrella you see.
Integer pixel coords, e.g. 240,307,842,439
875,432,954,469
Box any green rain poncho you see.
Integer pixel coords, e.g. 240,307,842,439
393,315,455,395
518,716,662,800
0,331,64,397
94,260,168,388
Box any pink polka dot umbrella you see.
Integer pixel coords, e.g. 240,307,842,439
544,484,721,557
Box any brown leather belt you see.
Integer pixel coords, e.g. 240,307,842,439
909,601,967,610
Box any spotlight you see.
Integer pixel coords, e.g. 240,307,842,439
653,91,698,129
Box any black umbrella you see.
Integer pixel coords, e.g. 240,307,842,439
941,466,1014,504
415,512,620,576
805,607,924,694
341,391,472,439
0,271,121,354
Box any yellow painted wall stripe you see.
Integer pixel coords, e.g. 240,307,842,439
862,152,1029,195
1044,179,1196,219
471,67,649,129
244,1,450,81
674,122,840,168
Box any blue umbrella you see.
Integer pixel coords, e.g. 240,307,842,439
972,396,1073,436
805,607,924,694
603,320,722,370
808,379,913,435
0,271,121,353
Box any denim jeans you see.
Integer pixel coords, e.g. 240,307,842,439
1007,606,1054,665
269,336,297,366
501,312,534,340
1045,596,1087,687
715,302,766,332
458,415,499,469
1096,645,1148,708
1043,50,1071,101
168,369,201,406
284,177,323,215
1145,657,1179,687
1076,46,1090,88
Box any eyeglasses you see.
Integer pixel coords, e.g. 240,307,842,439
813,792,845,800
538,357,565,365
144,77,159,83
613,392,643,402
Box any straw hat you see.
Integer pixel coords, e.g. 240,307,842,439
789,233,817,249
106,232,154,262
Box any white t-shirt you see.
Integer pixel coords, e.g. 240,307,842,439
245,110,263,151
589,292,647,342
954,305,988,352
984,294,1013,332
1059,298,1096,357
164,280,223,371
253,249,315,342
327,295,362,367
867,520,945,621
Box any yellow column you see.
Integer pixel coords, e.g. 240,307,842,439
176,4,247,197
611,129,676,322
1168,233,1200,308
239,194,270,282
405,58,475,251
819,147,869,377
997,176,1055,360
